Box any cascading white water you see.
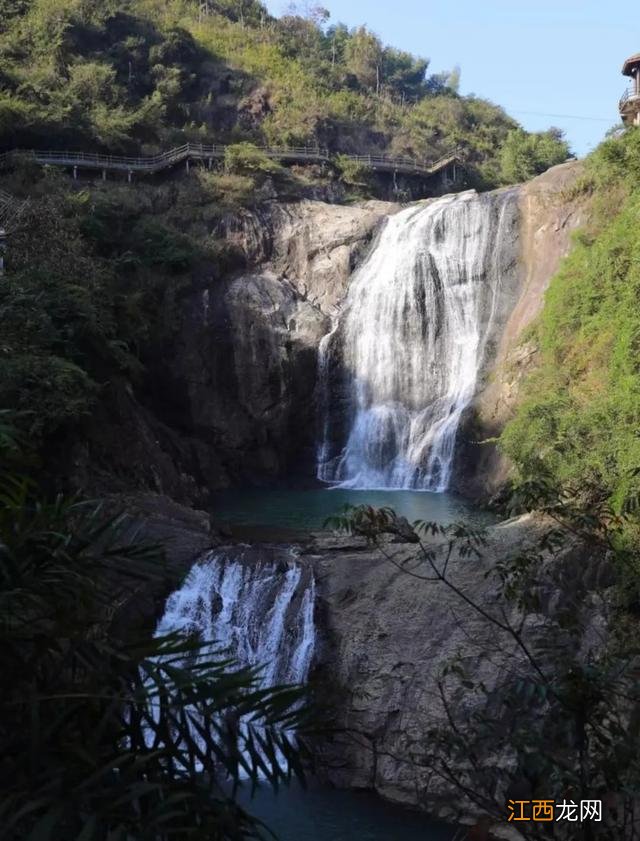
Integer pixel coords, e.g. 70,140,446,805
150,549,315,765
317,189,517,492
155,549,315,688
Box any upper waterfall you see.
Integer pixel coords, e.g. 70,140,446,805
317,189,519,491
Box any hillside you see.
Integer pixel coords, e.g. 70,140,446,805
500,128,640,520
5,7,640,838
0,0,572,481
0,0,568,189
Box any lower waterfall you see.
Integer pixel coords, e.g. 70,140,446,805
152,548,315,764
156,548,315,687
317,189,518,491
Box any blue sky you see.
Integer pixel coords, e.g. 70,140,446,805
265,0,636,157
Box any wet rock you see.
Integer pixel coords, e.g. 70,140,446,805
160,200,396,489
451,160,587,499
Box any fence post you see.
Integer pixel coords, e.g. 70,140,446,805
127,170,132,183
73,166,78,180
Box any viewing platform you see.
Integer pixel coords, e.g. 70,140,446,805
620,53,640,125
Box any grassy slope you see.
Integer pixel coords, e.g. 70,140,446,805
0,0,567,187
501,128,640,509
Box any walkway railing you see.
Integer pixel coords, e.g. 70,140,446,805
0,143,463,179
620,86,640,110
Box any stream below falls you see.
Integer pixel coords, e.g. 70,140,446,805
154,540,462,839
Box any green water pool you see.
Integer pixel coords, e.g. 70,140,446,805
237,782,456,840
211,487,493,533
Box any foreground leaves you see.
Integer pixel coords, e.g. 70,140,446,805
0,444,311,840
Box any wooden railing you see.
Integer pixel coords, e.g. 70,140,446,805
341,150,461,175
0,143,463,179
620,86,640,110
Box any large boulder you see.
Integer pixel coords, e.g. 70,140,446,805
308,513,612,830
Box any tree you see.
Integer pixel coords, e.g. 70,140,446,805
446,65,460,94
381,46,428,99
283,2,329,26
343,26,383,92
276,11,326,61
325,22,350,68
500,127,570,184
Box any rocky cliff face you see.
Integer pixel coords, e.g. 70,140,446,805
307,515,612,831
220,200,397,314
162,199,396,490
451,160,587,498
74,198,396,502
76,164,585,504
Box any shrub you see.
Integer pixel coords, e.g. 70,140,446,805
223,141,283,175
334,153,371,187
499,127,570,184
501,129,640,516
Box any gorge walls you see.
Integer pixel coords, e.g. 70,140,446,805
79,161,585,504
191,160,585,499
111,160,597,830
152,200,396,495
316,189,520,491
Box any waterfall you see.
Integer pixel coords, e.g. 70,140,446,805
316,326,338,478
317,189,517,491
150,548,315,766
155,548,315,688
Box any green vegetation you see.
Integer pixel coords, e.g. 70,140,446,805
224,141,283,175
499,127,570,183
0,167,240,445
501,127,640,516
0,424,310,840
333,153,371,189
0,0,568,187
